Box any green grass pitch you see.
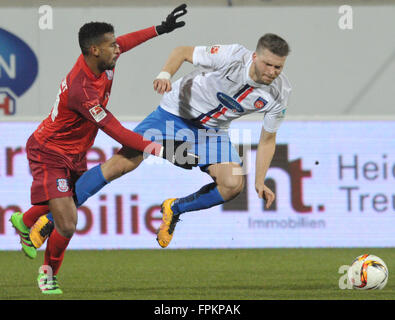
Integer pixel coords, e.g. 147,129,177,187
0,248,394,300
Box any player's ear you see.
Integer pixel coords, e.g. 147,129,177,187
90,45,100,57
252,51,257,62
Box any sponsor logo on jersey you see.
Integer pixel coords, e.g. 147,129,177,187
0,28,39,116
89,105,107,122
57,179,69,192
254,97,268,109
217,92,244,113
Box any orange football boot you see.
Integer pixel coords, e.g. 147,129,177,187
156,198,181,248
29,215,54,249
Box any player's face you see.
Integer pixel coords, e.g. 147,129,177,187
251,48,286,85
96,33,120,71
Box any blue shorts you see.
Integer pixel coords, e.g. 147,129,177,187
133,106,242,171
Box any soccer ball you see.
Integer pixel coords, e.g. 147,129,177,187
347,254,388,290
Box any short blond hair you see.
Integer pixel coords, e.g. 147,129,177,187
256,33,290,57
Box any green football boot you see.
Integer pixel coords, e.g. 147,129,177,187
37,272,63,295
9,212,37,259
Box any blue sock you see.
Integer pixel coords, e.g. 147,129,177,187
73,164,108,206
46,164,108,222
171,183,225,215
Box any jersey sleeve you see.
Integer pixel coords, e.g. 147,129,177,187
99,112,163,156
263,103,286,133
116,26,158,54
192,44,246,70
70,97,162,155
67,82,162,155
263,78,292,133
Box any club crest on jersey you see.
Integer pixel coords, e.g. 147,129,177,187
89,105,107,122
254,97,268,109
105,70,113,80
207,45,220,54
57,179,69,192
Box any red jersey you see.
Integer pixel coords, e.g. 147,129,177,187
34,26,159,155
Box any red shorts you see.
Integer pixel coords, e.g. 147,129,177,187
26,135,88,205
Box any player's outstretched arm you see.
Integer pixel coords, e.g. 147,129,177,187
99,110,199,169
153,46,195,94
255,128,277,208
116,4,187,54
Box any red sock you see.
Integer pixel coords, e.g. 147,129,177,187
44,244,51,267
46,229,71,275
22,205,50,228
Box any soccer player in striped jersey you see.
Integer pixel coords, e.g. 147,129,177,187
150,35,291,247
10,4,192,294
29,33,291,254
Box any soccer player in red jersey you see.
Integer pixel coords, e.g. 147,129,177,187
10,4,194,294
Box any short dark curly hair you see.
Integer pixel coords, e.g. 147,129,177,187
78,22,114,56
256,33,290,57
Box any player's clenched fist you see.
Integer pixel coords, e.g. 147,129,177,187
153,78,172,94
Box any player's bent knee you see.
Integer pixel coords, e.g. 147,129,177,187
231,175,245,196
56,222,76,238
48,197,77,238
221,175,245,199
